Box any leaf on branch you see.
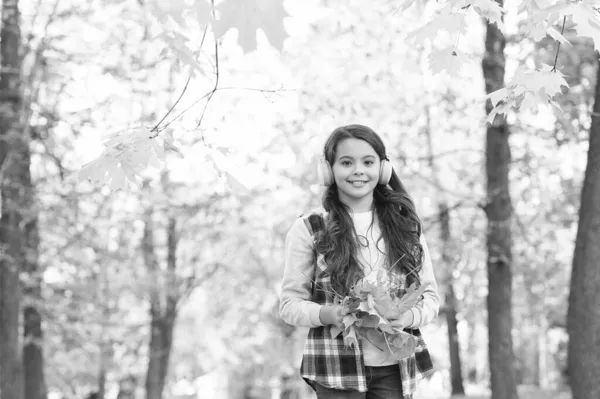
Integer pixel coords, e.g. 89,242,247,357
212,0,289,53
78,128,165,191
570,3,600,51
510,64,568,99
147,0,211,28
531,1,573,26
546,25,571,46
427,47,464,75
406,6,467,45
156,32,207,76
488,87,510,107
522,1,570,41
486,64,569,124
486,102,510,125
472,0,506,31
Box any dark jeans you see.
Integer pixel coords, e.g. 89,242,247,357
313,364,403,399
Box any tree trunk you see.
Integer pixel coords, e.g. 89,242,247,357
423,100,465,395
537,314,548,389
444,274,465,395
143,205,178,399
482,2,518,399
0,1,25,399
116,376,137,399
566,57,600,399
438,196,464,395
23,306,45,399
22,136,46,399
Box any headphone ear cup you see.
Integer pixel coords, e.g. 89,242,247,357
379,160,393,185
317,157,334,186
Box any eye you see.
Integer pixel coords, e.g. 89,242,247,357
341,160,352,166
365,160,375,166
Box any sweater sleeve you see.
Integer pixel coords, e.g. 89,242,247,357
279,217,325,328
406,233,440,329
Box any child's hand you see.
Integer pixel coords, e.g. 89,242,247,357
319,304,350,328
389,311,414,330
374,301,401,321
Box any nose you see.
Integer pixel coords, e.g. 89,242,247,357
352,164,365,175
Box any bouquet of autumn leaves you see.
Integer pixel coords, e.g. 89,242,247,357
330,269,428,361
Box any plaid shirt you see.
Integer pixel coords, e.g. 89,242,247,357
299,212,434,398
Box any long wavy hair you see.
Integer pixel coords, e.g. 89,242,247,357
314,124,424,297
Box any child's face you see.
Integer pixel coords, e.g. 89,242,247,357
332,138,380,211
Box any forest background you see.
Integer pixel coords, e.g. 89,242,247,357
0,1,599,399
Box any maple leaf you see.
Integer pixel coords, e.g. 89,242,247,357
428,47,464,75
528,21,549,42
343,313,359,329
374,296,400,320
355,315,380,328
212,0,289,53
148,0,190,27
517,92,539,112
473,0,506,31
344,326,360,349
353,279,377,295
486,102,510,125
546,25,571,46
363,329,388,351
406,5,467,45
378,323,396,335
387,330,418,360
330,325,342,339
157,32,207,76
78,128,165,191
488,87,510,107
509,64,569,99
531,1,573,26
394,283,429,315
343,296,362,312
570,3,600,51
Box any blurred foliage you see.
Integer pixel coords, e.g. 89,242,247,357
9,0,590,398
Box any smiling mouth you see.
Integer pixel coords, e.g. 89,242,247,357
348,181,368,186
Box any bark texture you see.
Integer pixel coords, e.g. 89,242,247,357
0,1,25,398
482,2,518,399
566,57,600,399
143,208,177,399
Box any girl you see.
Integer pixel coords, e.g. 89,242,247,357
279,124,439,399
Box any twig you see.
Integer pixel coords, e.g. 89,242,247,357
149,25,210,138
149,75,192,138
452,4,471,53
195,37,220,145
551,16,567,72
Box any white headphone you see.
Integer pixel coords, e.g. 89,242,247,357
317,156,393,187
